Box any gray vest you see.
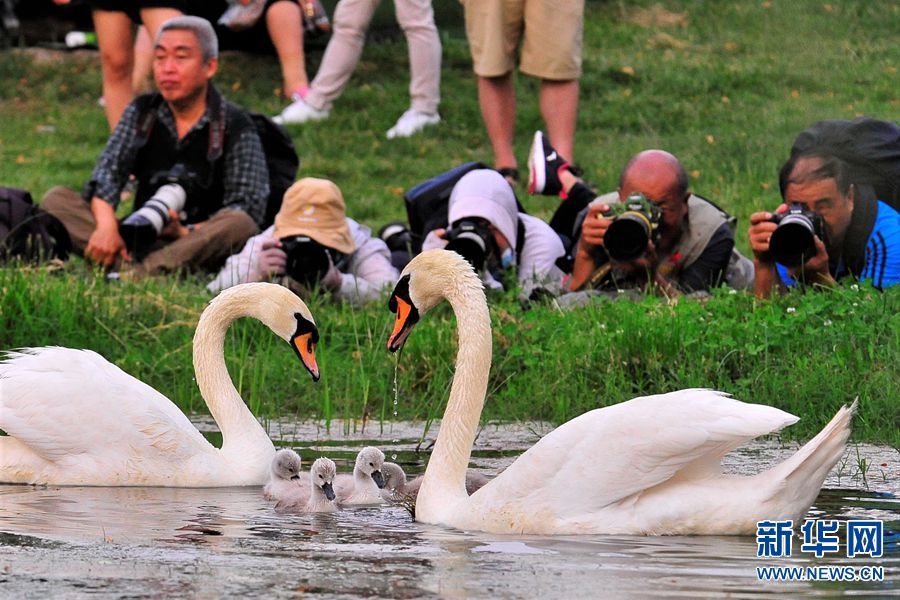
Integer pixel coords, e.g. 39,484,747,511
591,192,755,290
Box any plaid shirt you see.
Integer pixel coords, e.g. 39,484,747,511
85,87,269,226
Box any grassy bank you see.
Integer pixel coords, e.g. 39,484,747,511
2,267,897,445
0,2,898,445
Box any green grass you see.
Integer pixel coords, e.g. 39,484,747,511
1,1,898,445
2,266,897,445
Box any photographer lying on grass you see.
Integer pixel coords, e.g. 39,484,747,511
208,178,398,304
421,169,568,300
749,153,900,298
42,16,268,277
528,132,753,298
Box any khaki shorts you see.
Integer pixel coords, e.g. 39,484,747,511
462,0,584,80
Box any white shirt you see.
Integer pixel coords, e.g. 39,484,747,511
207,218,398,304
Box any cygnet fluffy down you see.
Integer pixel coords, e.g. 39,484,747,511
263,448,304,501
381,462,490,502
276,457,338,513
333,446,386,505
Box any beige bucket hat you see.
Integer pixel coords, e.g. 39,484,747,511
273,177,356,254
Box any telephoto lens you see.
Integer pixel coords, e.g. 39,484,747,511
444,219,494,271
281,236,331,287
602,193,661,262
769,203,823,266
119,183,187,257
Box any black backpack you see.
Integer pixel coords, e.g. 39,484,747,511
783,117,900,210
403,162,529,254
135,91,299,228
0,187,71,262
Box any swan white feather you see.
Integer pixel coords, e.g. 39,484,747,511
0,283,320,487
386,249,856,535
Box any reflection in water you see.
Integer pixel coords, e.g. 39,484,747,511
0,421,897,597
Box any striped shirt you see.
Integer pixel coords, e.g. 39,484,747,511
778,200,900,289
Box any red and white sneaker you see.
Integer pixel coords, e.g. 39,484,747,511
527,130,571,196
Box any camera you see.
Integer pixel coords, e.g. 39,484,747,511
378,222,413,255
444,218,496,271
280,235,333,287
119,182,187,257
601,192,662,261
769,203,824,266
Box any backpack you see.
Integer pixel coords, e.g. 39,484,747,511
403,162,529,254
783,117,900,210
135,91,299,228
0,187,72,262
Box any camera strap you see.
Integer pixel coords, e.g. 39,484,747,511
133,85,227,165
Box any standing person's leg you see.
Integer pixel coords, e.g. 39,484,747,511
478,74,517,173
396,0,440,115
539,80,578,163
265,0,309,99
305,0,379,110
138,6,184,43
385,0,441,138
463,0,523,177
132,26,154,94
92,10,136,131
522,0,583,165
276,0,379,124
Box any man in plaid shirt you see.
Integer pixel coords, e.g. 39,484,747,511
43,16,269,277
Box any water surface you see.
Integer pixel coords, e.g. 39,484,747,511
1,420,897,598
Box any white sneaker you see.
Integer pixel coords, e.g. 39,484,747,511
386,109,440,139
273,98,330,125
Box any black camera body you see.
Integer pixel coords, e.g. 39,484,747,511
769,203,824,266
444,218,496,272
145,163,200,197
119,164,202,258
280,235,334,287
602,192,662,261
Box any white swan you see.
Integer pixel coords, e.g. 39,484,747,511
0,283,321,487
333,446,386,505
381,462,490,502
386,249,857,535
264,448,305,500
275,457,338,512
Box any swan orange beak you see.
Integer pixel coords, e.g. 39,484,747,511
290,332,320,382
388,296,418,352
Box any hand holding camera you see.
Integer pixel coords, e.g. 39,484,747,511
254,239,287,279
582,193,662,266
749,202,826,269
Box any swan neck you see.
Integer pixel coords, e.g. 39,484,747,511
193,291,271,452
425,281,491,501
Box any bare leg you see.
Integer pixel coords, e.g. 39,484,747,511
266,0,308,97
92,10,136,130
539,79,579,164
478,73,517,170
138,7,184,43
132,26,153,94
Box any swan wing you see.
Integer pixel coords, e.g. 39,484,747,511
0,348,210,463
473,390,798,514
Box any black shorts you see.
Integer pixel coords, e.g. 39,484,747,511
89,0,188,24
